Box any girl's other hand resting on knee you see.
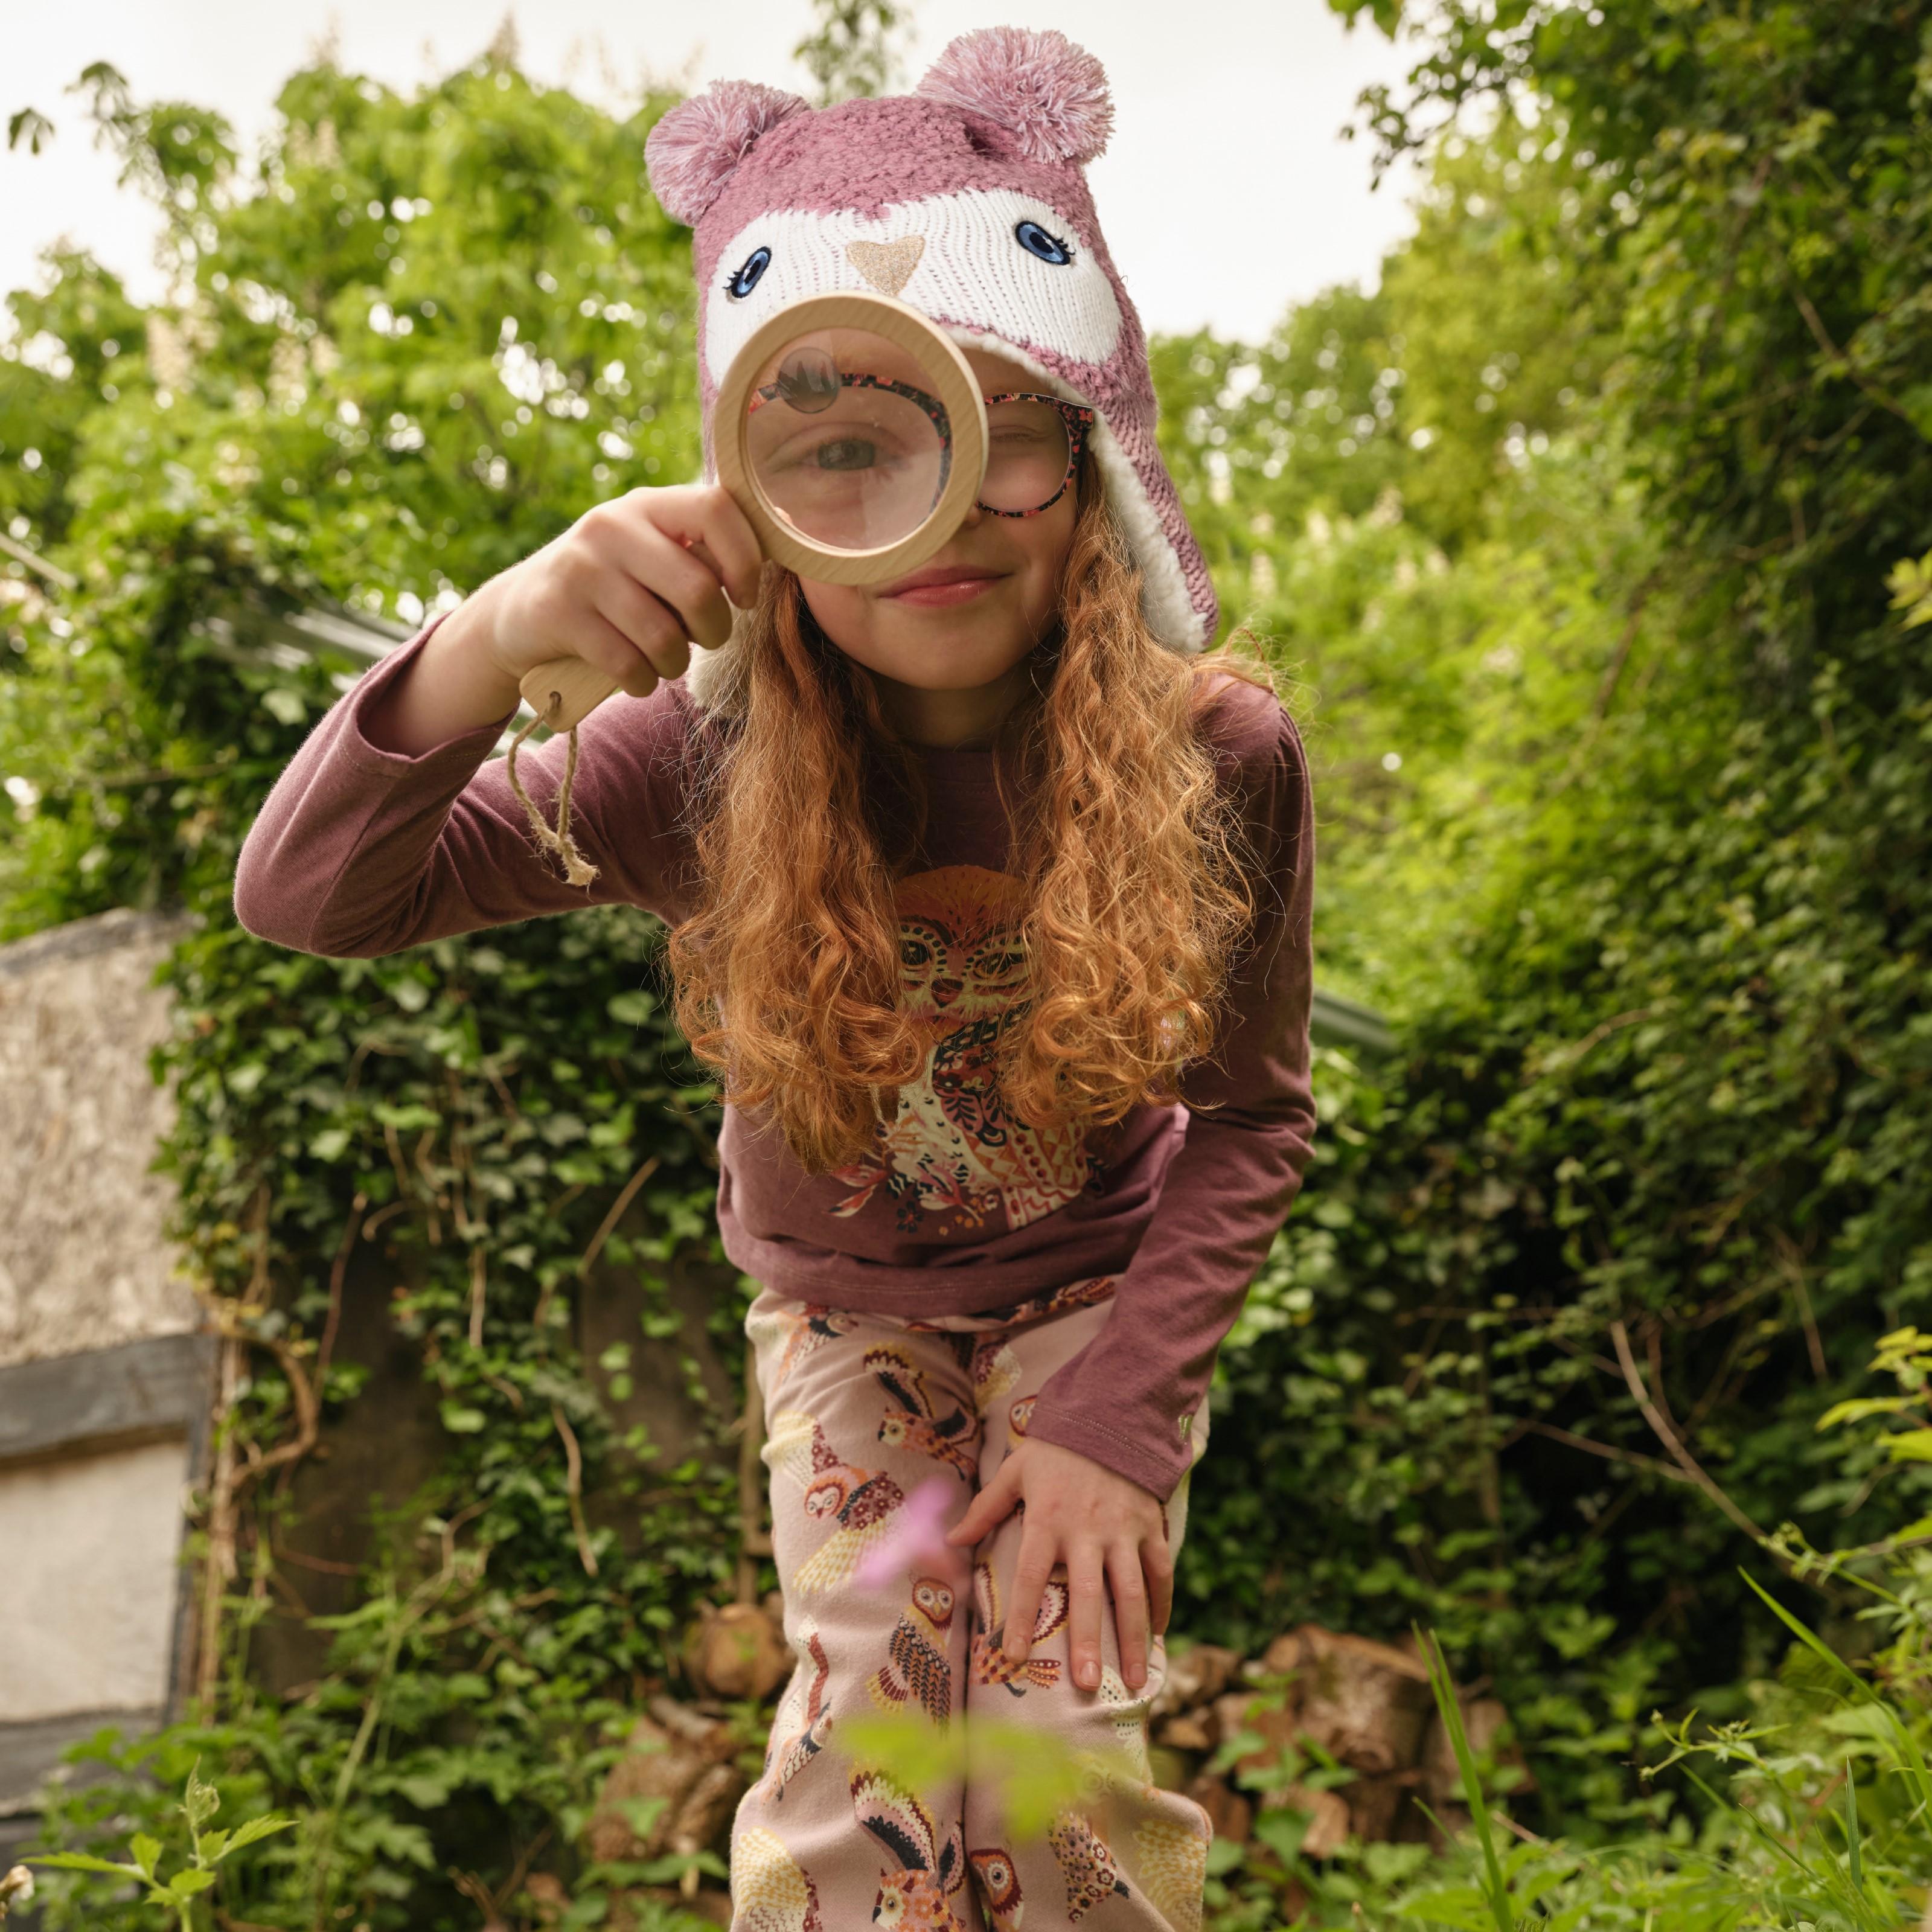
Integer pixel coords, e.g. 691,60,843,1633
944,1438,1174,1695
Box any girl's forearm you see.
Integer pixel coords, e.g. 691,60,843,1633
362,587,521,756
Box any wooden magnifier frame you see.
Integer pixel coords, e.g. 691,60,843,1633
518,291,990,732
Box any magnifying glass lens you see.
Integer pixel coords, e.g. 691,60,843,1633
743,326,953,552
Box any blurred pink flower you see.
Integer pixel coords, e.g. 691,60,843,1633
854,1475,958,1589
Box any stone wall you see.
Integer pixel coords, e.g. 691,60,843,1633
0,909,198,1368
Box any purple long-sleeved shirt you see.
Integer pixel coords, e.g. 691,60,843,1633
234,622,1316,1499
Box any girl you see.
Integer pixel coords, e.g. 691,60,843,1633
236,27,1315,1931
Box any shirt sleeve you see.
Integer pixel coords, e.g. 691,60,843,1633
1022,688,1318,1501
232,615,706,956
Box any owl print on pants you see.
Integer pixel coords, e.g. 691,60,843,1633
1048,1811,1133,1922
760,1618,835,1802
968,1557,1067,1695
969,1335,1024,1417
851,1766,974,1931
763,1410,906,1595
866,1574,956,1726
746,1299,862,1402
731,1824,825,1932
828,866,1100,1236
1005,1391,1038,1454
967,1846,1024,1928
866,1343,982,1480
1133,1814,1214,1932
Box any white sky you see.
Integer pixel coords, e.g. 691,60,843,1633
1,0,1419,344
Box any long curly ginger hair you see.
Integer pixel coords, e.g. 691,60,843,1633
665,465,1275,1174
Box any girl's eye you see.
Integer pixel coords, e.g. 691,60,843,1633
1014,220,1073,266
724,246,772,301
815,438,878,472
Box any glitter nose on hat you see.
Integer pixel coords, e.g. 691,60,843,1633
845,235,926,296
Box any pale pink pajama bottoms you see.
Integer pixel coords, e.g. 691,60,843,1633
730,1275,1215,1931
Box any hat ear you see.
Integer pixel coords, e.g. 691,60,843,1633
915,27,1113,165
645,81,810,226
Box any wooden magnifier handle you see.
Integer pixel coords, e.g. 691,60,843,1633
518,657,618,734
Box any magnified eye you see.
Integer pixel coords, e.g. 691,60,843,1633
815,438,880,471
724,245,772,301
1014,219,1073,265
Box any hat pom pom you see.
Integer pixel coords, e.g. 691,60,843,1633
645,81,809,226
916,28,1113,165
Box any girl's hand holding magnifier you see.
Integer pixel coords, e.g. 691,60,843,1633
476,483,764,721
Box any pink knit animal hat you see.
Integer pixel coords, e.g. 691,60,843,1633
644,26,1218,704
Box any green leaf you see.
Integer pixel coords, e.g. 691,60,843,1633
129,1834,162,1880
221,1815,296,1855
28,1853,141,1878
167,1867,218,1899
1815,1396,1909,1430
1415,1626,1512,1932
440,1403,487,1434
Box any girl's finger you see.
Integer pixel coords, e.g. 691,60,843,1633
591,572,694,684
1002,1534,1051,1671
947,1460,1020,1553
552,608,661,700
1065,1543,1107,1692
589,515,734,653
645,484,765,609
1108,1543,1153,1692
1142,1531,1176,1639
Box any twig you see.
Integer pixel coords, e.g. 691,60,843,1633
468,1245,488,1350
360,1200,411,1244
552,1404,600,1577
1609,1319,1826,1595
483,1061,521,1119
272,1544,362,1577
1773,1230,1828,1381
242,1332,323,1478
316,1191,368,1386
1788,281,1925,432
0,528,77,589
578,1153,662,1278
196,1334,246,1708
1514,1418,1693,1486
1541,1008,1654,1073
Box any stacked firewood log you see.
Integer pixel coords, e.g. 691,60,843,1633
1144,1626,1520,1853
566,1602,1518,1925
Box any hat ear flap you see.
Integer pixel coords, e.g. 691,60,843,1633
915,27,1113,165
645,81,810,226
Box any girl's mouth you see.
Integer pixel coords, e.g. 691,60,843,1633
881,565,1008,606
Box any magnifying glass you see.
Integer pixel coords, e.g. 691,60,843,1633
517,291,990,731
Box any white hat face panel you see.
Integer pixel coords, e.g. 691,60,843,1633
702,187,1124,383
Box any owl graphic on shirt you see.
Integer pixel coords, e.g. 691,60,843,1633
830,866,1099,1234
